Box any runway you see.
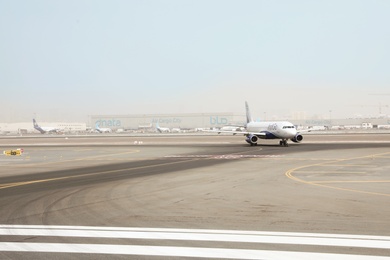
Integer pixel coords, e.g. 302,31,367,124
0,134,389,259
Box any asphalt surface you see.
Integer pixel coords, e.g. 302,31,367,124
0,134,390,259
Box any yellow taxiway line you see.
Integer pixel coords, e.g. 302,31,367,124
285,152,390,197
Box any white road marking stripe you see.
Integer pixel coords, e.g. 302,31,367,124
0,225,389,250
304,141,390,143
165,155,282,158
0,243,388,260
2,225,389,240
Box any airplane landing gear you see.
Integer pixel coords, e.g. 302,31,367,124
279,140,288,147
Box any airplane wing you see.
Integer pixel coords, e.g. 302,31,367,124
297,129,312,133
203,129,267,136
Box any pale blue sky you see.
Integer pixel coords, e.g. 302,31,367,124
1,0,389,122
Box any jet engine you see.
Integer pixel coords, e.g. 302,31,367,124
245,134,258,145
291,134,303,143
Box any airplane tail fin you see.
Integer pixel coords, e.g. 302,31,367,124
245,101,253,124
33,119,45,134
33,119,38,127
95,123,102,133
155,122,162,133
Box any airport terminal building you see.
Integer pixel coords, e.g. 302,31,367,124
90,113,246,131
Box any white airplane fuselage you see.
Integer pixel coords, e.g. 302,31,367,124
246,121,297,140
96,128,112,133
95,125,112,133
157,127,170,133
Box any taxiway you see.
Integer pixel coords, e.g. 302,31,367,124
0,134,389,259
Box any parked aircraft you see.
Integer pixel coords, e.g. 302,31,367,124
156,122,171,133
155,123,187,133
171,127,184,133
210,102,306,146
95,123,112,133
33,119,61,134
220,125,245,132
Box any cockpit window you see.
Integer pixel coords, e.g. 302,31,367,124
282,126,295,129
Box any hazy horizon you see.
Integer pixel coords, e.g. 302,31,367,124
1,1,390,123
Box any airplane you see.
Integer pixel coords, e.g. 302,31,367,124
219,125,245,132
156,122,171,133
33,119,61,134
95,123,112,133
171,127,182,133
209,102,306,147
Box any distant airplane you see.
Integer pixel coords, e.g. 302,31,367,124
95,123,112,133
156,122,171,133
220,125,245,132
171,127,182,133
209,102,306,146
33,119,61,134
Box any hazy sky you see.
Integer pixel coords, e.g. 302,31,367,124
1,0,390,122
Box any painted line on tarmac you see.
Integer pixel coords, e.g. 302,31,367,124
0,243,387,260
165,154,282,159
303,140,390,143
1,150,140,168
0,158,200,190
0,225,389,249
0,226,389,259
312,180,390,184
285,151,390,197
293,171,367,174
321,164,379,167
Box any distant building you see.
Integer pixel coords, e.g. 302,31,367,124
291,111,307,120
89,113,245,131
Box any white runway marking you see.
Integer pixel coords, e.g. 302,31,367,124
0,225,389,259
165,154,283,159
0,243,388,260
1,226,390,249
